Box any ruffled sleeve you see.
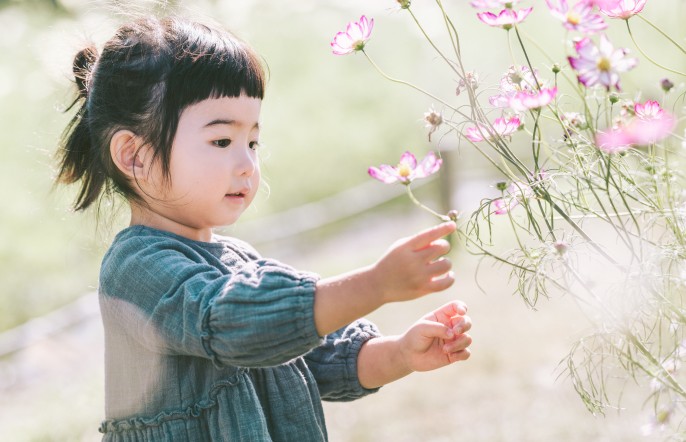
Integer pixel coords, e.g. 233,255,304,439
304,319,382,401
99,231,323,368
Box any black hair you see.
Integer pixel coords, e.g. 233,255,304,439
56,16,266,211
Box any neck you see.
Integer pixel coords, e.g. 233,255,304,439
129,203,214,243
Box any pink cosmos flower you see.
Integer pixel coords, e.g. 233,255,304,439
465,117,521,142
477,7,534,30
470,0,522,8
567,34,637,90
630,100,676,144
509,87,558,112
546,0,607,34
634,100,665,120
489,65,544,108
596,100,675,153
580,0,622,9
331,16,374,56
493,181,534,214
368,151,442,185
599,0,646,19
595,128,633,154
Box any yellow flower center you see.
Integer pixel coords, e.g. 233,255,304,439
398,164,412,178
597,57,612,72
566,12,581,26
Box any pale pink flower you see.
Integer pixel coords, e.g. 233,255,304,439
489,66,544,107
331,16,374,56
546,0,608,33
368,151,442,185
630,115,676,145
595,128,633,154
596,101,675,152
470,0,522,8
509,87,558,112
465,117,521,142
493,181,533,214
477,7,534,30
634,99,666,121
599,0,646,19
568,34,637,90
580,0,622,8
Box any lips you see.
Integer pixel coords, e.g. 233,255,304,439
225,187,250,198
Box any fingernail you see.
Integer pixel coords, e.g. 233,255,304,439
446,328,454,338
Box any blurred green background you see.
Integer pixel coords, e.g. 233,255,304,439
1,0,684,440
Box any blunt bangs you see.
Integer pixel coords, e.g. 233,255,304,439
153,18,267,183
167,20,266,108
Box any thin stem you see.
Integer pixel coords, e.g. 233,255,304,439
361,50,460,112
406,184,449,221
636,14,686,56
407,7,460,77
626,20,686,77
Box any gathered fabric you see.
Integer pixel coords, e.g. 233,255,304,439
98,225,381,441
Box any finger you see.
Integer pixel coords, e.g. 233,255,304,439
416,239,452,262
451,315,472,335
447,348,471,363
416,320,456,340
426,257,452,278
443,333,472,354
425,271,455,293
407,222,456,251
427,300,468,322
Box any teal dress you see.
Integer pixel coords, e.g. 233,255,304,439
97,225,380,441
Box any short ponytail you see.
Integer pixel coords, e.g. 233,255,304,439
73,45,98,100
55,44,104,211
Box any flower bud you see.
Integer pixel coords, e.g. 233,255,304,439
397,0,411,9
552,63,561,74
609,92,620,104
496,181,508,191
447,210,459,222
552,240,569,255
661,78,675,92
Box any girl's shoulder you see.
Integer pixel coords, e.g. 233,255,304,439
103,225,261,267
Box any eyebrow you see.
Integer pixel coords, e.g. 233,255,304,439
204,119,260,130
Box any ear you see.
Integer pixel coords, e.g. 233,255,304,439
110,130,149,180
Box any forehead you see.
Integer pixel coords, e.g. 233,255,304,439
180,95,262,128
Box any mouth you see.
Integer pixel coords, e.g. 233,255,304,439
225,192,245,197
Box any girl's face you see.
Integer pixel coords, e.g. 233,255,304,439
135,94,262,241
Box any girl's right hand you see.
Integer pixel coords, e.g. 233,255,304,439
371,221,456,303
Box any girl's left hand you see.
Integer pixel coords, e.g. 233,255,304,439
399,300,472,372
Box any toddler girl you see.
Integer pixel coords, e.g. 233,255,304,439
56,15,472,441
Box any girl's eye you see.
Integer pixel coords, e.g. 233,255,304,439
213,139,232,148
249,141,260,151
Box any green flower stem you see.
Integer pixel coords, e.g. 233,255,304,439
547,195,623,269
406,184,450,221
455,229,534,273
626,21,686,77
636,14,686,56
407,7,461,77
514,25,541,91
436,0,463,63
362,50,460,114
626,333,686,399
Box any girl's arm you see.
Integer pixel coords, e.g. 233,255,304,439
313,222,456,336
356,301,472,389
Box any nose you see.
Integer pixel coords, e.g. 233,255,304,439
233,145,257,177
